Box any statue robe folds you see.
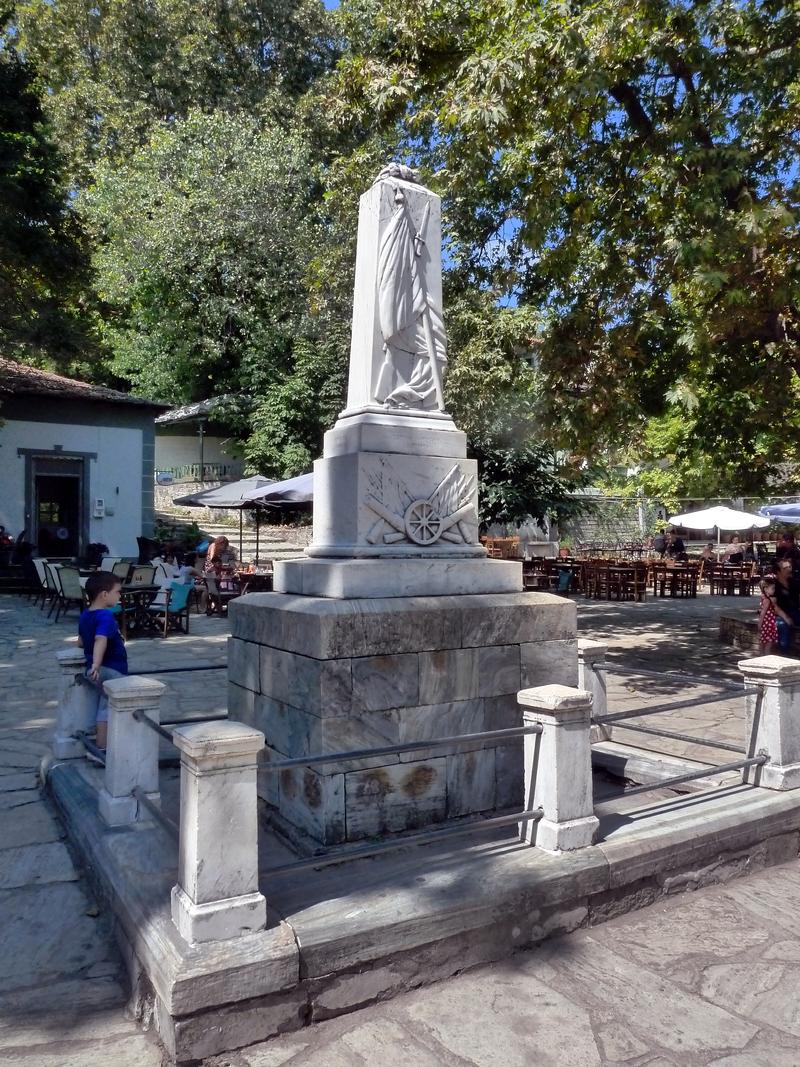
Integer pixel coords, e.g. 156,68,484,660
373,186,447,411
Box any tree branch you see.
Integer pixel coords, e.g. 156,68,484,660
608,81,654,140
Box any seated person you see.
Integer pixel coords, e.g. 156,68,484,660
699,543,717,563
664,532,687,560
203,537,240,614
721,535,744,564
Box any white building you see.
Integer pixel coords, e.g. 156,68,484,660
0,358,166,558
154,396,244,485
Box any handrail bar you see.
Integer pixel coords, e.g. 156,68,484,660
132,708,175,743
75,732,106,765
264,724,543,772
128,665,227,676
133,787,179,838
595,689,736,724
612,755,767,800
262,808,545,876
596,663,743,692
599,720,745,753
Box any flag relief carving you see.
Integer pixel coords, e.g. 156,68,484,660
373,168,447,412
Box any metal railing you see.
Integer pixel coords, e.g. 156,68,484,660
592,661,767,795
129,709,544,867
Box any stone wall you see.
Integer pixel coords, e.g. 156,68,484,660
228,591,577,846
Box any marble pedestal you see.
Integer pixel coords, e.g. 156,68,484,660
228,591,578,846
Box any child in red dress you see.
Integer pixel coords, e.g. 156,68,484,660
759,576,788,653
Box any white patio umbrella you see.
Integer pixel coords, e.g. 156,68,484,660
668,505,770,545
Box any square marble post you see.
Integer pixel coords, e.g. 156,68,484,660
170,720,267,944
578,639,609,743
53,650,94,759
98,676,165,827
739,656,800,789
518,684,598,852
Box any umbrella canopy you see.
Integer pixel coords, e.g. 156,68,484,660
172,476,274,509
758,503,800,523
172,475,275,559
242,472,313,506
668,505,770,532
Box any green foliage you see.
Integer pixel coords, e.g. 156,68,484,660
80,111,319,407
0,13,94,369
444,289,589,523
14,0,338,185
325,0,800,492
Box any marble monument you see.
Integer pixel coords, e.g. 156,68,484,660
228,165,577,846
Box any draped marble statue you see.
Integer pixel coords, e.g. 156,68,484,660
373,181,447,411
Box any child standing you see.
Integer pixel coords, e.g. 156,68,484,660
759,576,786,654
77,572,128,755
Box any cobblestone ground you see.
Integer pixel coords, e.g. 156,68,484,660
0,594,228,1066
0,587,778,1065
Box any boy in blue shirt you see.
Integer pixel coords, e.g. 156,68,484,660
77,572,128,755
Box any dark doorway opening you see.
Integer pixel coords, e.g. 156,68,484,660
35,474,81,557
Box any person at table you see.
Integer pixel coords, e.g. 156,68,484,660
699,543,716,563
721,535,745,564
664,532,687,560
203,536,237,615
774,559,800,652
775,532,800,571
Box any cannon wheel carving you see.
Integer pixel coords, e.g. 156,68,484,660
404,499,443,545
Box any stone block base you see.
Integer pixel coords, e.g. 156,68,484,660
535,815,600,853
171,884,267,944
229,591,577,845
274,557,521,598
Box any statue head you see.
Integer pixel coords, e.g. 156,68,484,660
375,162,420,184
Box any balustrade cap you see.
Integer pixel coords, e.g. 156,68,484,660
518,684,592,712
577,639,607,660
172,719,265,761
57,649,86,668
103,676,166,703
738,656,800,682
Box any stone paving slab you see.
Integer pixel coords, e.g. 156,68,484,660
0,589,789,1066
0,841,78,890
211,858,800,1067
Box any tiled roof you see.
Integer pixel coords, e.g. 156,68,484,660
0,358,167,408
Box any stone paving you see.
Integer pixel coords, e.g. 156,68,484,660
0,586,784,1065
0,594,228,1066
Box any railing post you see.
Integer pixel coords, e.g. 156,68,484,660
53,650,94,759
518,684,598,852
170,721,266,944
98,677,165,826
578,639,609,742
739,656,800,789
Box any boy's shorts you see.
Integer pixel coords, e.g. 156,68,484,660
83,666,125,723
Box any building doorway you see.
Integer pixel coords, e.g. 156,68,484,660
34,469,82,557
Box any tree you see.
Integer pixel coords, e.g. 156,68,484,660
0,9,93,369
13,0,338,185
324,0,800,494
81,111,319,410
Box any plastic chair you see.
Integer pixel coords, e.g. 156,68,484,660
44,563,63,617
31,558,49,607
100,556,123,571
147,581,193,637
128,565,156,586
54,566,86,622
112,561,132,581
